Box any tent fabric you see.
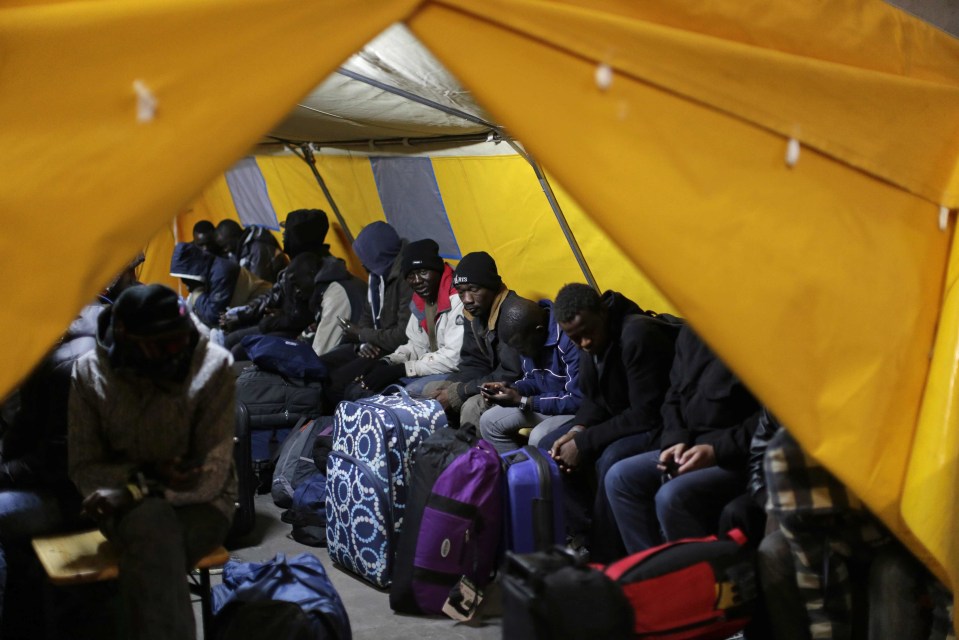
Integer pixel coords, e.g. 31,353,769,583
3,0,959,611
167,152,674,309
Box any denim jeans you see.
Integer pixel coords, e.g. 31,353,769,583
605,449,746,553
479,406,573,454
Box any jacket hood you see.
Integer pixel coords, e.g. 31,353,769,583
169,242,213,282
353,221,402,277
601,290,643,329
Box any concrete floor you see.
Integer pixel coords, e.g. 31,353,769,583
200,492,502,639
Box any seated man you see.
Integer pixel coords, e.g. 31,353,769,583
68,285,237,640
306,255,368,357
169,241,272,331
334,239,464,399
604,323,760,553
537,284,680,560
214,219,289,284
479,296,582,453
330,221,412,362
423,251,522,426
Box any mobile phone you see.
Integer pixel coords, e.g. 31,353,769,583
336,316,350,329
659,458,680,477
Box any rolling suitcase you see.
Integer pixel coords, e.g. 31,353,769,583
501,445,565,553
228,402,256,541
325,386,445,587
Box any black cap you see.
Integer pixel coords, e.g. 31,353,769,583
453,251,502,291
401,239,444,276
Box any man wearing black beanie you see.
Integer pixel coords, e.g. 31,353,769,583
336,239,466,399
422,251,523,427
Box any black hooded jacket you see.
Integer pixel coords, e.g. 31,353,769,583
353,241,413,354
238,226,289,283
258,253,325,335
573,291,681,459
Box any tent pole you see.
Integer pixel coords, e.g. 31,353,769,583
292,143,354,245
505,139,599,292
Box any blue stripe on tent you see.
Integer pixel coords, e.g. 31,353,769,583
225,157,280,230
369,157,461,259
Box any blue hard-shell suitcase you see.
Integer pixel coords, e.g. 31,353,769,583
501,445,566,554
325,386,445,587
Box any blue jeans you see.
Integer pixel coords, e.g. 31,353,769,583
605,450,746,553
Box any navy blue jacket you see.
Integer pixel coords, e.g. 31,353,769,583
170,242,239,328
512,300,582,416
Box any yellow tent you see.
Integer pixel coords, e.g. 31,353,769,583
2,0,959,612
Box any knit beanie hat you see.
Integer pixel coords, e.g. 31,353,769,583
353,222,402,277
401,239,444,276
453,251,502,291
282,209,330,257
111,284,192,337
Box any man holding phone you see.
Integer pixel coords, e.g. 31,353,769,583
478,297,582,454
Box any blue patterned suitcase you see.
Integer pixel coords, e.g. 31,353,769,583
325,386,446,587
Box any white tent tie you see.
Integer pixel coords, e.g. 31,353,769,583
133,80,157,123
595,63,613,91
939,206,950,231
785,138,800,167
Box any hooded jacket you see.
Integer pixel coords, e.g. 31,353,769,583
170,242,240,328
353,239,413,354
385,263,465,377
659,324,761,470
572,291,680,459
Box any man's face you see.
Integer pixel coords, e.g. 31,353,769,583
406,268,442,303
194,231,217,254
558,309,610,355
506,324,549,358
455,284,497,318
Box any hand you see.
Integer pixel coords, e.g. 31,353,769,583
358,343,381,358
676,444,716,475
82,488,134,521
341,321,360,340
657,443,687,473
432,387,451,410
549,427,585,472
481,383,520,407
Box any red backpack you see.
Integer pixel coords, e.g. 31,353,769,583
600,529,756,640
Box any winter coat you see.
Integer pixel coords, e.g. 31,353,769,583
239,226,288,283
573,291,680,459
385,264,465,377
309,257,368,356
354,241,414,354
447,288,523,397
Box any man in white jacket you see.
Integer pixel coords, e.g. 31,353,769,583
352,238,465,397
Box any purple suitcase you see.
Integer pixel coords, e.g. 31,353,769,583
501,445,566,554
390,437,503,614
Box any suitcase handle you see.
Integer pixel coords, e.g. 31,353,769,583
383,383,414,404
